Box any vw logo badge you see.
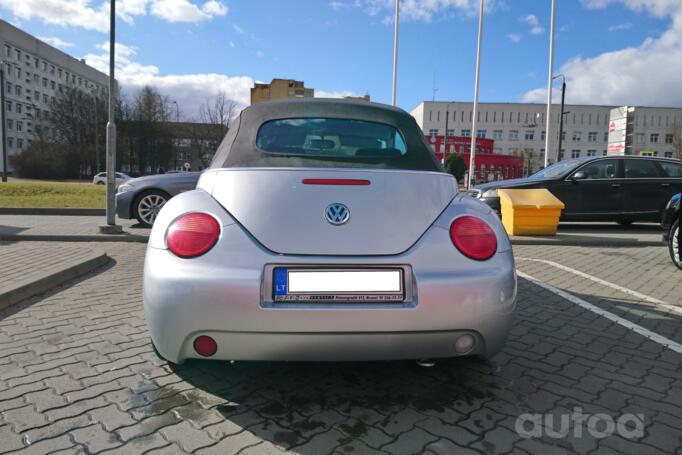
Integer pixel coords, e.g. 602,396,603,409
325,203,350,225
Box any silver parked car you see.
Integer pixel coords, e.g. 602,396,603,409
143,98,517,364
116,172,200,227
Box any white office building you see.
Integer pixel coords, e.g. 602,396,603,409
1,19,109,170
411,101,682,169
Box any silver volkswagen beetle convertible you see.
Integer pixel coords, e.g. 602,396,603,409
143,98,516,364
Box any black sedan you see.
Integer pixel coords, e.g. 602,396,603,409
470,156,682,224
661,192,680,269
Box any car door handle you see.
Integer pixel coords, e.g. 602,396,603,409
661,183,670,188
611,183,621,188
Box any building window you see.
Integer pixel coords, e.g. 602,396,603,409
34,57,38,68
572,131,582,142
7,119,13,130
15,85,21,96
4,45,9,57
16,49,21,61
50,65,55,75
58,68,62,78
509,130,519,141
51,80,55,90
603,150,607,156
16,121,22,132
603,132,608,142
571,149,581,158
492,130,503,140
6,101,11,112
17,138,23,148
650,133,659,143
664,151,673,158
665,134,674,144
588,132,598,142
428,128,438,136
5,81,11,93
587,149,597,157
43,94,48,104
7,137,13,148
33,74,39,83
525,130,534,141
444,129,454,137
42,77,47,87
42,61,47,71
541,131,546,141
15,67,21,78
477,129,486,139
461,129,471,137
635,133,645,144
561,131,566,141
16,103,22,114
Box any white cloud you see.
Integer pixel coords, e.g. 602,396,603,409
83,41,253,114
519,14,544,35
232,23,244,34
330,0,501,23
0,0,228,32
608,22,632,31
522,1,682,107
201,0,227,16
506,33,522,43
316,90,360,98
0,0,109,32
37,36,75,48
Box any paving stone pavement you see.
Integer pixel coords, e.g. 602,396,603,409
0,243,681,454
0,242,100,289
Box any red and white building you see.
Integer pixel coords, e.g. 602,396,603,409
426,135,524,181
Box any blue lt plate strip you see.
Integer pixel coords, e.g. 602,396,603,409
273,268,288,296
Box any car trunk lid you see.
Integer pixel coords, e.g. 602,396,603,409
202,168,456,256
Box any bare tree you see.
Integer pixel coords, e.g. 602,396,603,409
669,118,682,160
199,91,237,141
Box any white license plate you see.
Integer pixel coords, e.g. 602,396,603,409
273,268,404,302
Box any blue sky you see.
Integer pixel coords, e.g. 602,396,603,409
1,0,680,117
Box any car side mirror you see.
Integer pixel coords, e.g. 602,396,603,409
571,171,587,181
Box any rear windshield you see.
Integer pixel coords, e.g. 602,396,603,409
257,118,407,159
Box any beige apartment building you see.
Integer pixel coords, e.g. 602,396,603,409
250,78,314,104
1,19,109,171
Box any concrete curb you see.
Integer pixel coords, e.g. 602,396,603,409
0,251,110,311
510,236,663,247
0,208,105,216
0,234,148,243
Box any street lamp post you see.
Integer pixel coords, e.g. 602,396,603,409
543,0,557,168
553,74,567,162
1,61,7,182
391,0,399,106
99,0,122,234
468,0,484,189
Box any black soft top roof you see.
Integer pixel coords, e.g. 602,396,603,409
209,98,442,171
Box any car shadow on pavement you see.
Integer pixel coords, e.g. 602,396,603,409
168,356,513,453
0,225,29,243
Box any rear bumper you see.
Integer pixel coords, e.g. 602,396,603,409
143,222,517,363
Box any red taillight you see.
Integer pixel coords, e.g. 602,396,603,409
449,216,497,260
302,178,370,186
193,335,217,357
166,213,220,258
